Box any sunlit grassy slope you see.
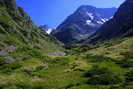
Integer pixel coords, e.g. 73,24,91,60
0,0,63,62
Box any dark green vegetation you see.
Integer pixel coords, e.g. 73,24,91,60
0,0,133,89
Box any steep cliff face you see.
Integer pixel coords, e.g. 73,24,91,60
87,0,133,43
51,5,117,45
0,0,62,62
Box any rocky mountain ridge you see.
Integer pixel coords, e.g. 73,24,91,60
85,0,133,43
51,5,117,44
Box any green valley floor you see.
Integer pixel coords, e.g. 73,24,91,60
0,37,133,89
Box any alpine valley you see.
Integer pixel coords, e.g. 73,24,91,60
0,0,133,89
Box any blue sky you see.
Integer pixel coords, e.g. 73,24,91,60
17,0,125,28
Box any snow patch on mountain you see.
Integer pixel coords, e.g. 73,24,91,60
86,20,92,24
97,21,104,24
39,25,53,34
101,18,109,22
86,12,94,20
46,28,53,34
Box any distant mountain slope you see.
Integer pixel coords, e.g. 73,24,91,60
86,0,133,43
51,5,117,44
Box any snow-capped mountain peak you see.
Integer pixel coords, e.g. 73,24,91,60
51,5,117,44
46,28,53,34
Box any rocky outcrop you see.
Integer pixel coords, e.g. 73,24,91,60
47,52,66,56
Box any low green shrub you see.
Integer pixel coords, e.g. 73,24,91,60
85,54,113,62
0,62,22,74
0,65,12,74
0,82,46,89
28,49,42,58
125,69,133,82
48,57,69,65
109,85,124,89
120,51,133,59
115,59,133,68
0,57,6,66
8,62,22,70
85,66,123,85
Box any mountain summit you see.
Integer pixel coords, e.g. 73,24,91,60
51,5,117,44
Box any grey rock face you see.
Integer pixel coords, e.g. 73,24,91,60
0,45,18,56
4,57,22,64
44,52,66,56
52,5,117,44
4,0,18,10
